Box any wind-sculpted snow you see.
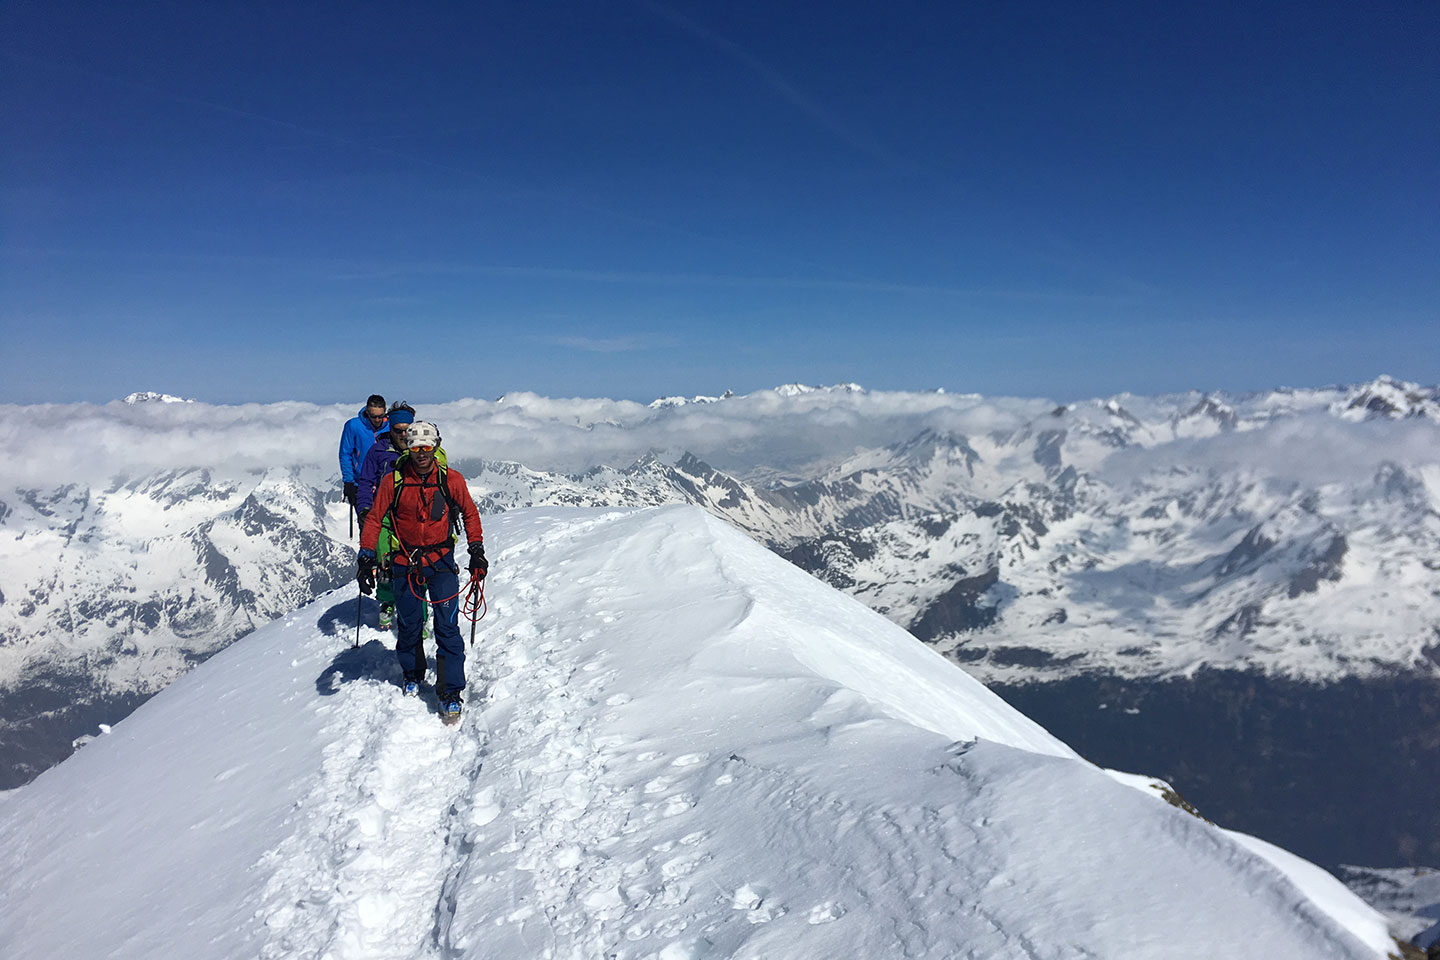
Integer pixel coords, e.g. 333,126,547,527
0,507,1396,960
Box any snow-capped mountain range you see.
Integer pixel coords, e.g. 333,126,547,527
0,506,1409,960
2,377,1438,872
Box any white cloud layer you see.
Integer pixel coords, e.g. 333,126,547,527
1099,413,1440,488
1,383,1435,491
0,388,1050,488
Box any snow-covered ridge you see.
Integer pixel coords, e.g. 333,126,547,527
648,389,736,408
0,507,1397,960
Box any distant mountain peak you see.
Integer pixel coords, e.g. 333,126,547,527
122,391,194,404
1337,376,1440,421
647,390,733,409
772,382,866,397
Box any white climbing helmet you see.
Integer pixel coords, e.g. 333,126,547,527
406,421,440,449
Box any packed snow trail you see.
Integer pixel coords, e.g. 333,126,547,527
0,506,1395,959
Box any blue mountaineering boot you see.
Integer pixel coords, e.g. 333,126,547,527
440,692,463,726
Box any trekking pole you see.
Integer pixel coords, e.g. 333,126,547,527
355,589,363,648
349,502,355,539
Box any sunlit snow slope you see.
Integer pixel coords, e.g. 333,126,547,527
0,507,1394,959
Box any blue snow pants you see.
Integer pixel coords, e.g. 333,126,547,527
391,551,465,695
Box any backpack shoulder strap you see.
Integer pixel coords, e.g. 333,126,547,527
389,465,460,541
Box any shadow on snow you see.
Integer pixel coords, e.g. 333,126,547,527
316,595,382,636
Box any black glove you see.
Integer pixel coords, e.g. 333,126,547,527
356,508,369,531
343,482,358,506
357,554,377,595
468,542,488,579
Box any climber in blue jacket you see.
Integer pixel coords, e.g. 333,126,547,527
339,394,387,511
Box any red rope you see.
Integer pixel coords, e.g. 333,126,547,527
401,565,488,611
380,478,487,624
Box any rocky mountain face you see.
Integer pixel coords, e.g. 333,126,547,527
3,378,1438,873
0,467,353,784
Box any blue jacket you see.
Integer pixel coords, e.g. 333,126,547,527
356,435,402,512
339,408,386,484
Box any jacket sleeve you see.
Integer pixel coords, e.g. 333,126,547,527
361,476,393,553
448,470,484,546
356,443,383,512
338,419,359,483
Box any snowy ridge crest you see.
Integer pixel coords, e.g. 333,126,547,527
0,506,1396,960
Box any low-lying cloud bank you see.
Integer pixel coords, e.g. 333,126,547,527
1099,413,1440,489
0,387,1049,487
1,381,1436,491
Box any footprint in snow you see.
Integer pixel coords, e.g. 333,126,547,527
661,794,695,817
731,883,767,911
660,851,710,879
731,883,787,924
807,901,845,924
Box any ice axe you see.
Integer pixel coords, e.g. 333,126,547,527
465,573,487,648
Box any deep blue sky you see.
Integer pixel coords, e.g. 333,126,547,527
3,0,1436,404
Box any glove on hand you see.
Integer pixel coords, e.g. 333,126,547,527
468,542,488,579
356,508,369,531
343,482,358,506
357,552,377,595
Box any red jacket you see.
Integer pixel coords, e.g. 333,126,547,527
361,461,483,566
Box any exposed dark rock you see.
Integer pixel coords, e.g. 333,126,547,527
988,647,1084,668
1216,524,1275,577
1377,462,1429,505
839,492,904,530
1104,401,1143,428
910,567,1002,638
1182,397,1238,431
780,541,854,589
1215,603,1264,639
1351,393,1400,417
948,642,989,663
1421,636,1440,670
778,535,877,591
673,453,752,510
1288,534,1348,598
919,516,952,538
1033,429,1065,476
